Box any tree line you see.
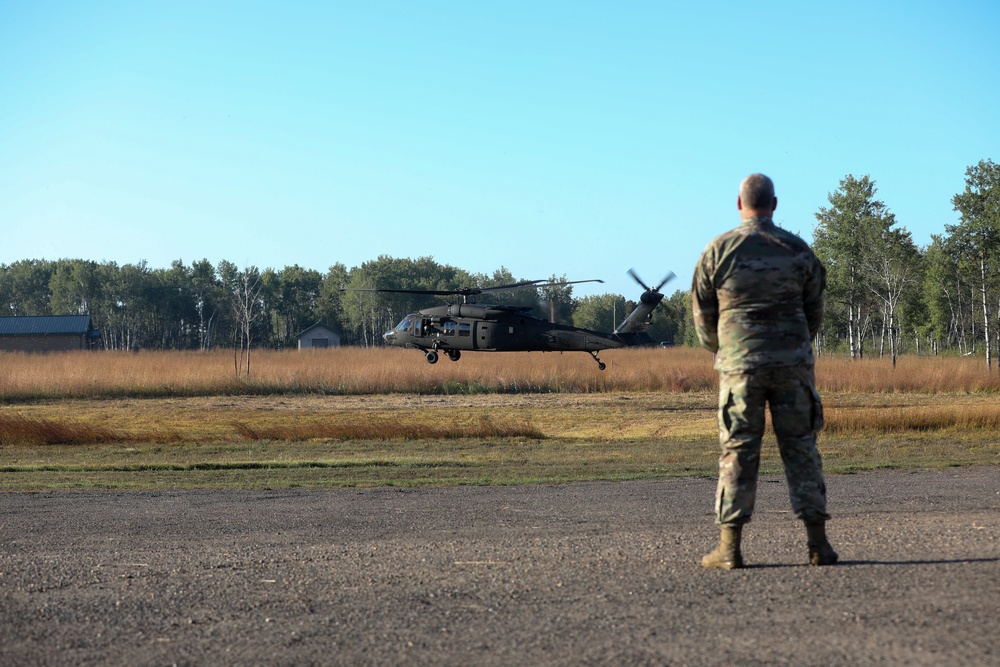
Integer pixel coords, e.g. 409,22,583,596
0,256,690,351
812,159,1000,368
2,160,996,363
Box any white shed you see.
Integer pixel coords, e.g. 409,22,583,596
297,323,341,349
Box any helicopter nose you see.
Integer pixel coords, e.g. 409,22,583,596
383,330,396,344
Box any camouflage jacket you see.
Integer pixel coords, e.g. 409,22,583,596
692,216,825,372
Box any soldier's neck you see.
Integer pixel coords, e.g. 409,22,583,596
740,215,774,226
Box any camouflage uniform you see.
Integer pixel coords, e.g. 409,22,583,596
693,216,829,527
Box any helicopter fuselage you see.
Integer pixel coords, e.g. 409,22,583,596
383,303,654,369
353,270,672,370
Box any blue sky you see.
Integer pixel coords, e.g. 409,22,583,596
2,1,998,300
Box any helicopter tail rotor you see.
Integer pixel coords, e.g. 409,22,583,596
655,272,676,292
627,268,652,292
628,268,676,294
614,269,675,337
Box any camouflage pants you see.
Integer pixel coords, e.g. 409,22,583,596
715,365,830,527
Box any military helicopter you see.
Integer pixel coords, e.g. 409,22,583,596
347,270,675,370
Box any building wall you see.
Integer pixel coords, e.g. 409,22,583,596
0,335,87,353
297,326,341,349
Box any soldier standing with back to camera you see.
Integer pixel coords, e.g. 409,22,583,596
692,173,838,569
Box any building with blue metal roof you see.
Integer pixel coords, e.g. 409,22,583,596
0,315,100,352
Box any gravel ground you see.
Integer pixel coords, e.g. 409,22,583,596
2,468,998,666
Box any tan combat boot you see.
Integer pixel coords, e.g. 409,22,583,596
701,525,744,570
805,522,838,566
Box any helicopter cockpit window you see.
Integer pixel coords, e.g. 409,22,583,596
395,317,413,332
442,321,457,336
458,322,472,337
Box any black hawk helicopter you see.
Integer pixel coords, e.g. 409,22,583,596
347,270,675,370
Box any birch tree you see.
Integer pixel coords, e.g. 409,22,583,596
813,175,888,359
949,159,1000,369
923,235,969,353
863,226,920,366
229,266,264,378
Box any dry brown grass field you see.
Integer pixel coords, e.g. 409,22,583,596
1,347,998,490
4,346,1000,398
0,346,718,398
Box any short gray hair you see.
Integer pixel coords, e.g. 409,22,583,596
740,173,775,210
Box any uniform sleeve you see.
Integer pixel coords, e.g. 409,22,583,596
692,248,720,353
803,253,826,339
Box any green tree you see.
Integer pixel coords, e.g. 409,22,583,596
896,254,930,355
949,159,1000,368
678,290,700,347
190,259,224,350
216,260,242,354
573,293,628,333
315,263,349,340
258,268,281,348
98,261,156,350
49,259,100,315
152,260,201,349
258,265,322,348
1,259,54,315
648,289,689,345
538,274,576,325
863,224,921,366
922,236,957,352
813,175,892,359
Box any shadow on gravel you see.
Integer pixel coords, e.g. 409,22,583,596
745,557,1000,569
840,557,1000,566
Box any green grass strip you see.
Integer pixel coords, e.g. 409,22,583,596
0,459,474,474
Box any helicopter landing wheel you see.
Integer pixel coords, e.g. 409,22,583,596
589,351,607,371
425,350,439,364
446,349,461,362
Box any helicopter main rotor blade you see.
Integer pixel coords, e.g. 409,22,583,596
627,268,652,292
342,279,604,297
655,272,676,291
484,278,604,293
341,287,467,296
477,279,548,293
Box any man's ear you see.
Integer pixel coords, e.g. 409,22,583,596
772,197,778,212
737,195,744,211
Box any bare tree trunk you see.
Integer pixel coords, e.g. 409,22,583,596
879,314,886,358
981,255,992,369
233,322,240,377
848,302,857,360
944,288,961,354
892,323,898,358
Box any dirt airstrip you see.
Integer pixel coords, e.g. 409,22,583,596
2,468,998,666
